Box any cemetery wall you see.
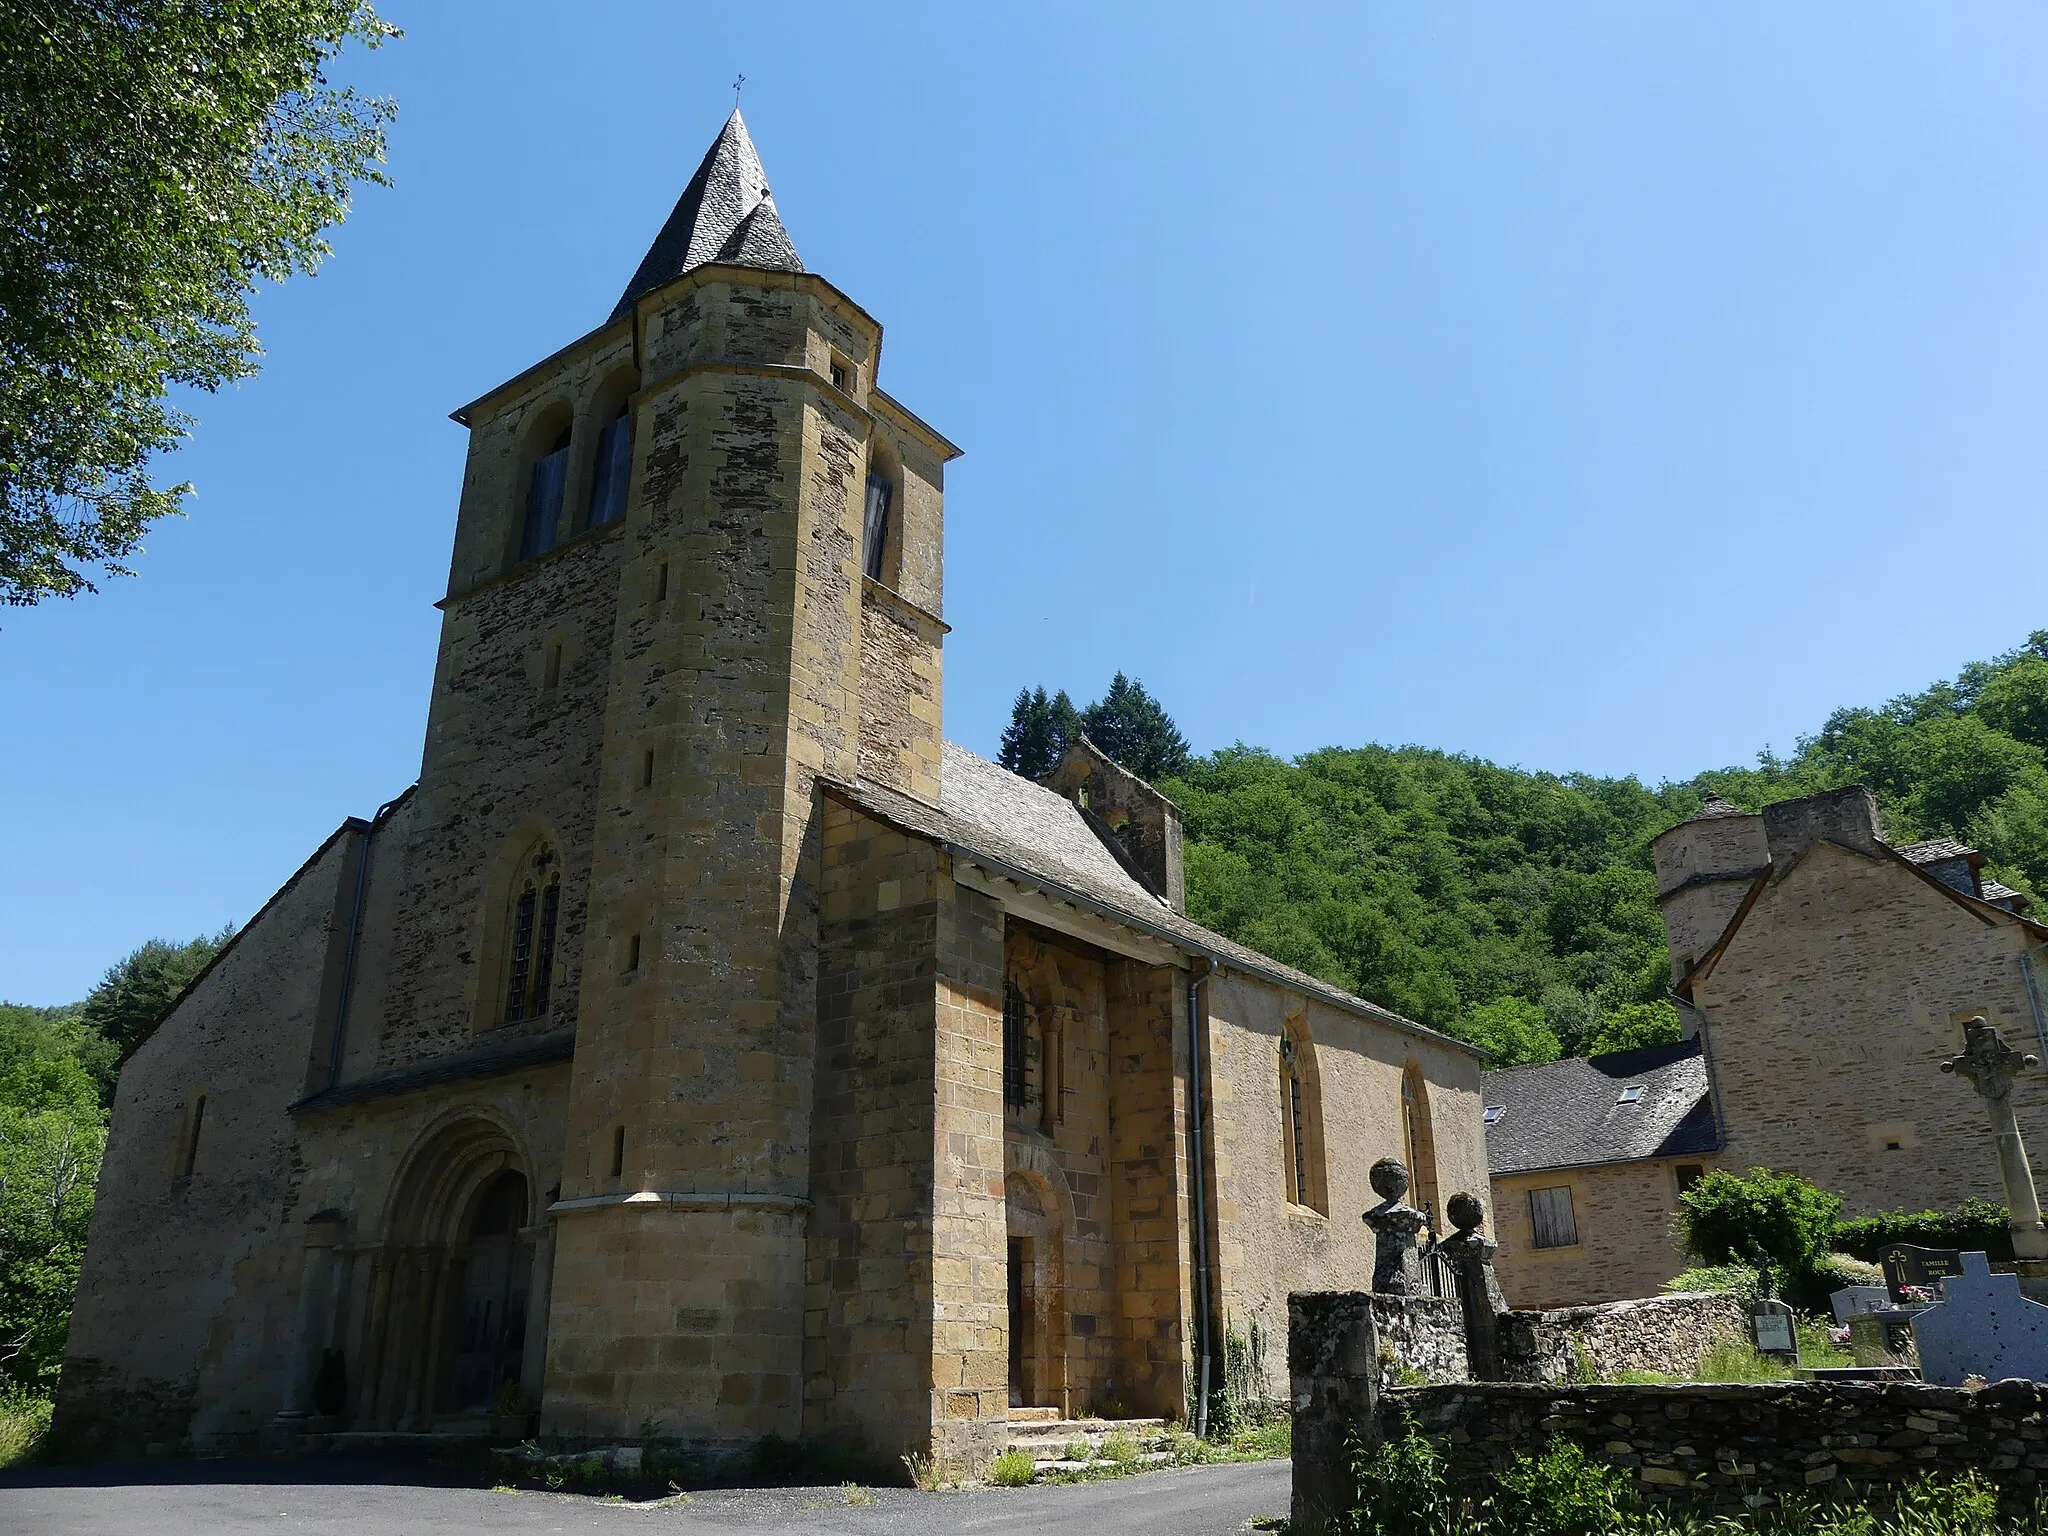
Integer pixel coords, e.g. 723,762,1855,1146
1379,1380,2048,1515
1370,1296,1468,1385
1497,1291,1749,1383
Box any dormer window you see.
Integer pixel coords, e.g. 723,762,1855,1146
521,427,572,559
862,472,892,582
587,405,632,528
1617,1085,1644,1105
1483,1106,1505,1127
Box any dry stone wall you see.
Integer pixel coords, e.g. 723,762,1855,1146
1498,1291,1748,1383
1384,1380,2048,1515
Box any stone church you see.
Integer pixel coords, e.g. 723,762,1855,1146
55,112,1486,1469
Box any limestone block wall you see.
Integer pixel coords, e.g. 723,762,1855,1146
1696,841,2048,1218
857,582,943,806
1490,1156,1718,1310
1205,973,1488,1401
55,824,356,1457
806,804,942,1462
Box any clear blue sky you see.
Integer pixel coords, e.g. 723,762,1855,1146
6,3,2048,1005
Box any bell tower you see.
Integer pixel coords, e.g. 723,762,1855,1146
449,111,962,1442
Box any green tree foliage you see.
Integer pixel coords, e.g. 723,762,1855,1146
1578,1000,1685,1058
998,686,1082,780
0,1,397,605
1082,673,1191,783
1677,1167,1842,1281
1454,997,1562,1067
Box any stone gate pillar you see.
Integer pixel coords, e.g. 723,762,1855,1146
1289,1291,1380,1536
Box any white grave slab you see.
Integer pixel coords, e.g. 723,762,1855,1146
1910,1251,2048,1387
1831,1285,1890,1323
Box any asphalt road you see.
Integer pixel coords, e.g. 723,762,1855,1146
0,1458,1289,1536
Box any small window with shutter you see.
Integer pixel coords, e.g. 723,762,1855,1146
862,473,892,582
1529,1186,1579,1249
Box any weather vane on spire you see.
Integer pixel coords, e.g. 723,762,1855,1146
732,74,746,110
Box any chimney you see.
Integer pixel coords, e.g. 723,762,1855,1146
1763,785,1882,876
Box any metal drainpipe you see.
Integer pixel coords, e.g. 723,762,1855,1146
325,795,403,1089
2021,941,2048,1064
1187,957,1217,1440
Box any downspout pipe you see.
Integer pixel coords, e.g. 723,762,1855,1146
1188,958,1217,1440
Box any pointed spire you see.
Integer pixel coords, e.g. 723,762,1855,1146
609,110,803,323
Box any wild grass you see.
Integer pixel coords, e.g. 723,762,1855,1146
988,1449,1038,1487
0,1392,51,1469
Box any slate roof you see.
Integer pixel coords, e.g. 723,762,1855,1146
1482,1038,1718,1176
824,742,1483,1057
610,110,802,323
1897,838,1978,866
1691,794,1753,821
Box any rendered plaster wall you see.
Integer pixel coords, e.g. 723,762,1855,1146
54,827,352,1458
1694,840,2048,1218
1205,972,1488,1403
1490,1157,1720,1310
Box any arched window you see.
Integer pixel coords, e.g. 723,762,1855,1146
1279,1018,1328,1215
1401,1062,1441,1230
500,842,561,1024
520,424,573,559
586,403,633,529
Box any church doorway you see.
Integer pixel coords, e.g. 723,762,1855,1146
1005,1174,1066,1413
448,1169,531,1412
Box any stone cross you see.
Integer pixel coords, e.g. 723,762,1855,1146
1436,1191,1507,1378
1941,1016,2048,1262
1362,1157,1428,1296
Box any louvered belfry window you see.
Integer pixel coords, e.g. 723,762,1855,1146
1529,1186,1579,1249
1003,984,1028,1111
862,474,892,582
587,410,632,528
530,882,560,1017
1289,1068,1310,1205
505,886,537,1021
521,430,572,559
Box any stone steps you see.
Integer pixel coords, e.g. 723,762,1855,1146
1005,1416,1172,1462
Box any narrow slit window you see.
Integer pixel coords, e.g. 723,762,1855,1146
611,1125,625,1179
182,1094,206,1177
862,473,892,582
626,933,641,973
1529,1186,1579,1249
521,428,572,559
543,641,563,692
655,561,669,602
641,749,655,788
530,882,560,1018
505,887,537,1020
1288,1068,1309,1205
1002,984,1028,1111
587,407,632,528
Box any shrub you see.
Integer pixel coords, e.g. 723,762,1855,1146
1679,1168,1842,1278
1101,1430,1141,1468
988,1449,1037,1487
1488,1439,1637,1536
1833,1200,2015,1265
0,1391,51,1469
1347,1427,1460,1536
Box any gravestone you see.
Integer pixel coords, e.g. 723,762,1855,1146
1830,1285,1891,1324
1881,1244,1966,1304
1750,1297,1798,1362
1361,1158,1428,1296
1910,1250,2048,1387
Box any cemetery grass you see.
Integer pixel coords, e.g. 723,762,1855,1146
1608,1328,1853,1387
0,1391,50,1468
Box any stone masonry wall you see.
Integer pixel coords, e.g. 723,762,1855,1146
1697,840,2048,1220
857,581,943,806
55,826,354,1458
1383,1380,2048,1515
806,802,941,1464
1497,1291,1748,1383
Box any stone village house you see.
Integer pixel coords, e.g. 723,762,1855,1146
54,113,1488,1468
1485,785,2048,1309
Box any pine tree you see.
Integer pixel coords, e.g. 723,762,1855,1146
1082,673,1191,783
997,687,1075,779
